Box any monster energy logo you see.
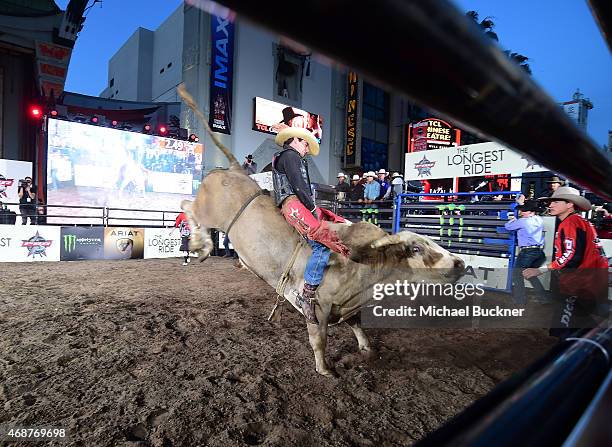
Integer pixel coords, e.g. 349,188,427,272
64,234,77,252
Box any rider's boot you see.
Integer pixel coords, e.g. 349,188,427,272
300,283,319,325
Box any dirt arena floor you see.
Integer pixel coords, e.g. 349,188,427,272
0,258,557,446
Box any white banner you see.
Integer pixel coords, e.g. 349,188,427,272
249,172,273,191
0,225,60,262
404,142,547,181
0,159,33,217
456,254,510,290
143,228,183,258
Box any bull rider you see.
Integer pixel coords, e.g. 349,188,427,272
272,127,350,325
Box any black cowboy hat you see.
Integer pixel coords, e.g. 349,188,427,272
246,154,253,160
516,199,540,212
279,107,304,124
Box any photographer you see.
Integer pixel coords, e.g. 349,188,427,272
18,176,36,225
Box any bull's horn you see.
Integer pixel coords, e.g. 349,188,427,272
177,84,241,170
371,234,402,249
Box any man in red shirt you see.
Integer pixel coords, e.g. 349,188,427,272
524,187,608,337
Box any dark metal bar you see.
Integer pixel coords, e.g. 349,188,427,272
588,0,612,53
213,0,612,200
415,324,612,447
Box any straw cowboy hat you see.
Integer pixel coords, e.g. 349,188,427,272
337,172,346,178
546,176,565,185
352,174,360,181
365,171,376,177
377,169,387,175
538,186,591,211
391,172,403,178
275,127,320,156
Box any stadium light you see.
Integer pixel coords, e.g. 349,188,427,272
29,105,42,118
158,125,168,136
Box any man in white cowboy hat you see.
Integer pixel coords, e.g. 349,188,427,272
272,126,350,324
335,172,350,193
349,174,364,204
523,187,608,336
391,172,404,198
363,171,380,204
376,168,391,200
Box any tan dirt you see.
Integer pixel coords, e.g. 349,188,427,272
0,258,556,446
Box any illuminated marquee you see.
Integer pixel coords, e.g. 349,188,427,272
345,72,358,166
407,118,461,152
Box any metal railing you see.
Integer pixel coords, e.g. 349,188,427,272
0,202,181,227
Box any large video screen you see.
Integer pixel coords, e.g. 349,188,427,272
252,97,323,142
46,118,204,225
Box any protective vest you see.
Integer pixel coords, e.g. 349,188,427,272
272,148,311,207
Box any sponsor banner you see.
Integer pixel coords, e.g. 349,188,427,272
208,13,234,134
408,118,461,152
404,142,547,181
144,228,183,259
103,227,144,260
249,172,273,191
0,225,60,262
345,72,358,166
0,159,33,216
253,97,323,143
456,254,510,290
60,227,104,261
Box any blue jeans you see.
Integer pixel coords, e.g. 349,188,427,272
304,240,331,285
512,248,546,304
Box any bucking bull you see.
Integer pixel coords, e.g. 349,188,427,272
177,85,465,377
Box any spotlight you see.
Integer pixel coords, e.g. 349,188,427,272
30,106,42,118
90,116,99,125
111,120,118,127
158,125,168,136
50,110,58,117
143,124,152,134
189,134,199,142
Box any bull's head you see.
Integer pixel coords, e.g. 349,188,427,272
181,168,264,261
371,231,465,282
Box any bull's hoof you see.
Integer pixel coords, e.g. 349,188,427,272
361,348,377,363
316,367,338,378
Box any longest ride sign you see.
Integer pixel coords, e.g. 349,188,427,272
405,142,547,180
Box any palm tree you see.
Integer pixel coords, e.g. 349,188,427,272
466,11,499,41
466,10,532,74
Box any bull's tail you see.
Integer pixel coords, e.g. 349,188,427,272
177,84,242,171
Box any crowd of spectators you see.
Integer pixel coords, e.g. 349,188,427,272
335,169,408,205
